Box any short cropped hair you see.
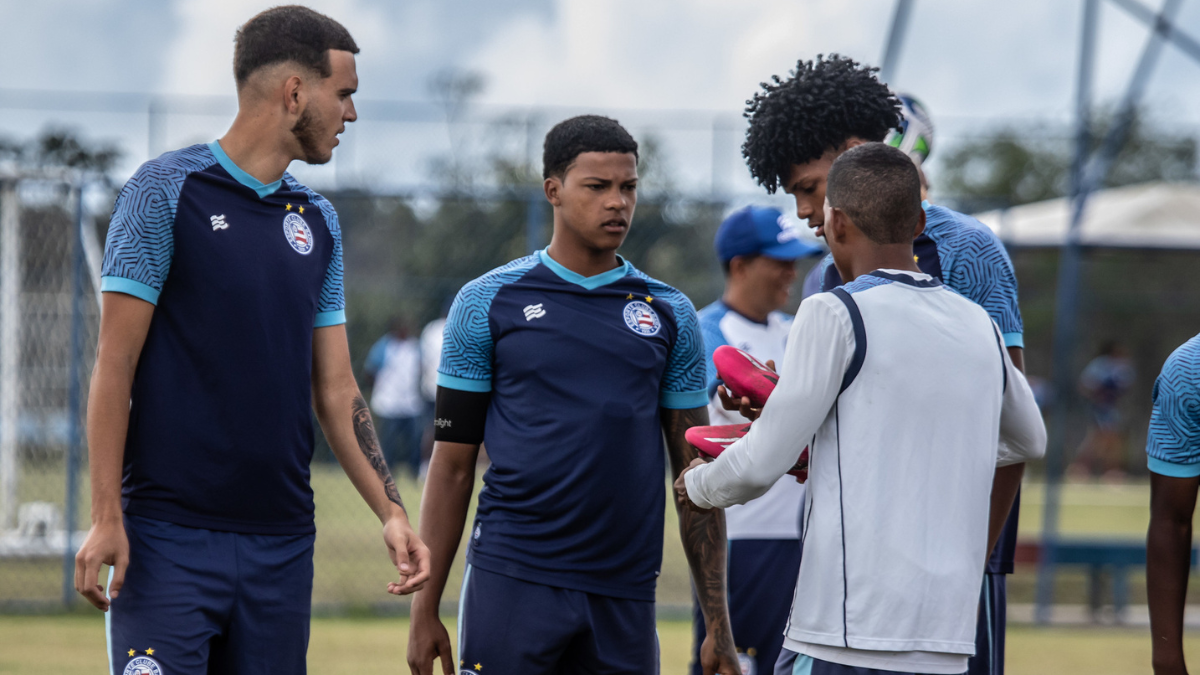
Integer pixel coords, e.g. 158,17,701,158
743,55,901,193
543,115,638,179
234,6,359,87
826,143,922,245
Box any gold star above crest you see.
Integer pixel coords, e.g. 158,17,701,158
298,206,305,214
475,664,483,670
145,648,155,656
645,296,653,303
127,649,136,657
626,293,633,300
285,203,293,211
913,255,919,263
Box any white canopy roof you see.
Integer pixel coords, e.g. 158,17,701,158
972,181,1200,250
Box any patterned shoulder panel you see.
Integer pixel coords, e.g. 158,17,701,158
101,144,216,298
630,269,706,397
439,255,541,384
924,205,1024,339
285,175,344,315
838,273,895,295
816,253,838,293
696,301,731,393
1147,335,1200,465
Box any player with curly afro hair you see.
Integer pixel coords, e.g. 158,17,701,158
742,55,900,240
742,55,1032,675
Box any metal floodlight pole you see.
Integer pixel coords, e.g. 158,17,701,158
0,181,17,531
879,0,915,83
1034,0,1182,623
1107,0,1200,65
63,183,87,607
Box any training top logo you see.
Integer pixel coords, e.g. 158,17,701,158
776,215,800,243
283,213,314,255
124,656,163,675
623,300,661,336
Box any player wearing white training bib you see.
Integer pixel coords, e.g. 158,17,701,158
677,144,1045,675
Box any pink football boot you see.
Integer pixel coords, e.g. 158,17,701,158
685,423,808,481
713,345,778,408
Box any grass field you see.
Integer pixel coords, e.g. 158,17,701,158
4,471,1200,672
4,614,1200,674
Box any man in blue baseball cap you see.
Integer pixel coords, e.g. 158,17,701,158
690,206,821,675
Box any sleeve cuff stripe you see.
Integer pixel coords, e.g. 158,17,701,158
100,276,159,305
437,372,492,393
314,309,346,328
1003,332,1024,348
660,389,709,410
1148,455,1200,478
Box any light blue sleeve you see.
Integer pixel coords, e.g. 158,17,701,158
288,181,346,327
696,304,730,398
647,281,708,409
1147,336,1200,476
99,147,214,304
938,212,1025,348
436,255,539,393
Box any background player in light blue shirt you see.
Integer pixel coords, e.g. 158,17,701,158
71,8,428,674
1146,334,1200,675
740,55,1025,675
408,115,740,675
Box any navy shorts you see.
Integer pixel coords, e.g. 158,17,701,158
773,648,947,675
457,565,657,674
965,573,1006,675
107,515,315,675
691,539,803,675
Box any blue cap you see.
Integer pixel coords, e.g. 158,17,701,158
714,206,822,262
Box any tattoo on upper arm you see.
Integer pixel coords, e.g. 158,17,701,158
662,407,732,642
352,395,404,511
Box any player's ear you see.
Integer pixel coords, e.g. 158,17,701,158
827,207,849,244
912,207,926,239
283,74,305,115
544,176,563,207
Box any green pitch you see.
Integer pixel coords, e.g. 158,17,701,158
4,614,1200,674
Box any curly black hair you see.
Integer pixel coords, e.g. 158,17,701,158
742,55,901,193
543,115,638,179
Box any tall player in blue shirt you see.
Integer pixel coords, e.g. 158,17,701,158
740,55,1026,675
71,8,429,675
1145,334,1200,675
407,116,739,675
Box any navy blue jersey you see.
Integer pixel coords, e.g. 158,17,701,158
439,249,707,600
1146,334,1200,477
818,203,1024,573
101,141,345,535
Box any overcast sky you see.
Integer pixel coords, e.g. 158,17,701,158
3,0,1200,194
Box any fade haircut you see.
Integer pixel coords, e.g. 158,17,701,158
543,115,639,179
742,55,901,193
233,6,359,88
826,143,922,245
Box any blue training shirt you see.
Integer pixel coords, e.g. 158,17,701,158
439,249,707,600
817,202,1025,574
101,141,345,535
1146,334,1200,477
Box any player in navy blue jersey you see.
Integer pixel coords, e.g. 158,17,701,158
407,115,739,675
72,8,429,675
1146,334,1200,675
740,56,1026,675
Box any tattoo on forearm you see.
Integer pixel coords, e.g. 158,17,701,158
664,407,734,646
352,395,404,511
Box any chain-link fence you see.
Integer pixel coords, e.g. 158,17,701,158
0,176,98,610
